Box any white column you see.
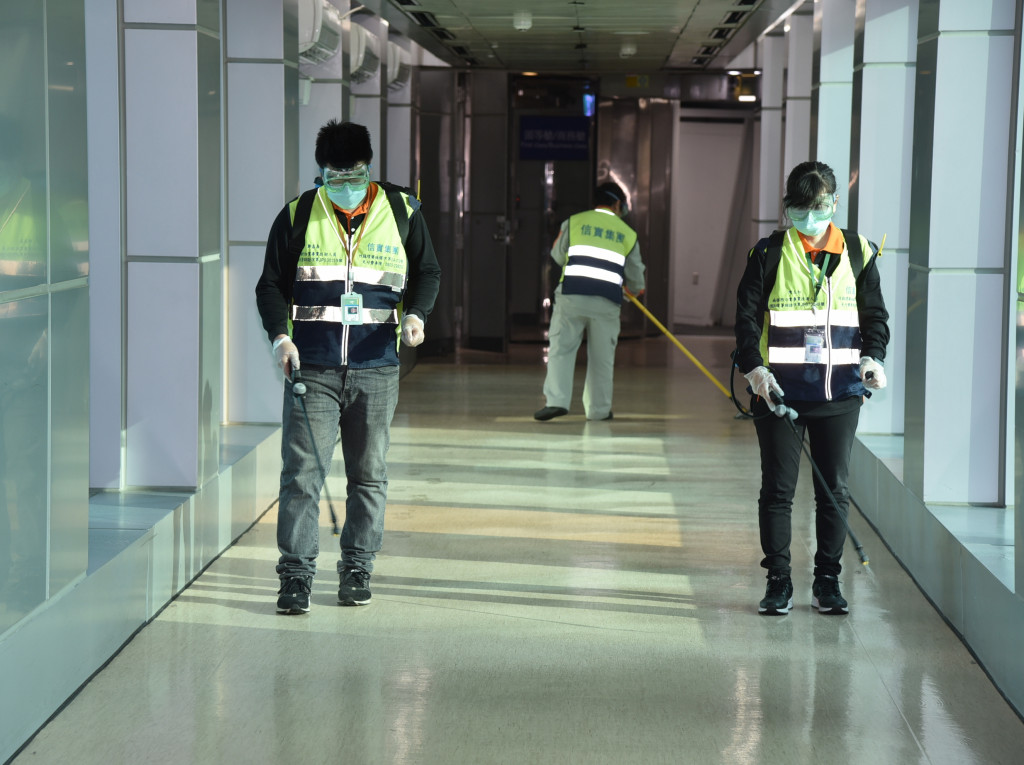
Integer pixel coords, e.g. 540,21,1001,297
224,0,300,425
299,0,351,186
783,12,814,180
756,34,787,238
350,15,388,175
122,0,222,488
386,37,414,190
86,0,123,489
904,0,1017,503
814,0,856,228
853,0,919,436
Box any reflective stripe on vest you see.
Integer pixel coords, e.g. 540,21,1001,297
760,228,871,401
295,265,405,292
560,208,636,304
291,305,400,324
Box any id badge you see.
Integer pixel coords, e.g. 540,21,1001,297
804,329,825,364
341,292,363,325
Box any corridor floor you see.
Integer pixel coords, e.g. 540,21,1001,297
12,337,1024,764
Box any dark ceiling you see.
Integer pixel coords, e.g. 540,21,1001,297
377,0,801,73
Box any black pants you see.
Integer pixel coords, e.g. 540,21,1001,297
753,401,861,578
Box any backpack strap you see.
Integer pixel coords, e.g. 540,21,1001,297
378,180,419,245
286,188,319,262
761,229,785,306
841,228,863,281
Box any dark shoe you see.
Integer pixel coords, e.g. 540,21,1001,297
812,575,849,614
758,572,793,615
599,412,613,421
277,576,312,614
534,406,568,421
338,567,372,606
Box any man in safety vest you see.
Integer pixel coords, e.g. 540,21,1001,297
534,181,645,422
256,120,441,614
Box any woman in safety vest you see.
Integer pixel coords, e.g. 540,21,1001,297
734,161,890,616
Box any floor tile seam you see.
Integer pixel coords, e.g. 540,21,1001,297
376,596,696,633
370,583,694,605
847,620,933,762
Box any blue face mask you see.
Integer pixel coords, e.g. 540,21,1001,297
325,182,369,210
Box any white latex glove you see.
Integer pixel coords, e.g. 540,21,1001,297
272,335,300,380
401,315,425,347
860,357,886,390
744,366,784,411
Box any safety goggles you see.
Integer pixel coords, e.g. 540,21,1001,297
786,194,837,223
322,164,370,189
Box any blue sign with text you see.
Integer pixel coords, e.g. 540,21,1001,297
519,116,590,161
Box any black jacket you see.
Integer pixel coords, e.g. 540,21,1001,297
734,229,890,383
255,186,442,366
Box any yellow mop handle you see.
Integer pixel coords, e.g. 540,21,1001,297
623,289,733,399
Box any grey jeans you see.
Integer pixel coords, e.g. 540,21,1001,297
276,364,400,579
542,289,621,420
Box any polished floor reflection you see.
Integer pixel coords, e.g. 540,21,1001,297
13,337,1024,764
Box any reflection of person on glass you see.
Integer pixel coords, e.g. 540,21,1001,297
734,161,890,616
0,118,49,617
0,123,46,293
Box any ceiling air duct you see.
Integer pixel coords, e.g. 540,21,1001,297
387,42,411,91
350,23,381,84
298,0,343,66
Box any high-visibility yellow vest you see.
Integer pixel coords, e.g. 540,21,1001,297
759,227,873,401
560,208,637,304
290,184,413,367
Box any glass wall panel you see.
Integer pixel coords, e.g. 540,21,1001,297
0,0,90,631
0,3,48,296
48,0,90,284
0,295,49,633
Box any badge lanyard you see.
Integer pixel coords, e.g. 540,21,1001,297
318,189,368,272
805,250,832,313
790,229,832,364
318,189,369,325
804,251,831,361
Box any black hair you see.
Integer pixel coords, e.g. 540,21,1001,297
315,120,373,170
783,161,837,208
595,181,626,207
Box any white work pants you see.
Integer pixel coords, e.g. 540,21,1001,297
542,290,620,419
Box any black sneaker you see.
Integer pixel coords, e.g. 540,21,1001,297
534,406,568,421
812,575,849,614
758,572,793,615
338,567,372,606
276,576,312,614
